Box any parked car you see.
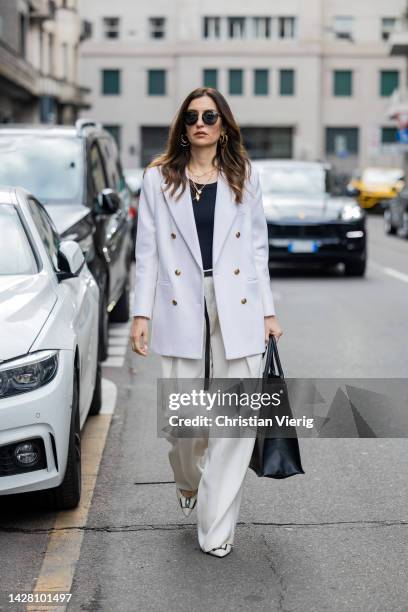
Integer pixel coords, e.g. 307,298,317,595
0,187,100,510
346,167,405,211
383,185,408,238
124,167,144,259
0,120,134,361
253,159,367,276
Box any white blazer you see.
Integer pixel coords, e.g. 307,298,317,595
131,163,276,359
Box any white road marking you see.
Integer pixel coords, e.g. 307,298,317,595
370,261,408,284
102,356,125,368
108,326,131,337
107,344,128,356
100,378,118,414
109,336,129,346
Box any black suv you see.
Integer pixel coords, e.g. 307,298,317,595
0,120,133,360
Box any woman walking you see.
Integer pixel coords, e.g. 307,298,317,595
130,87,283,558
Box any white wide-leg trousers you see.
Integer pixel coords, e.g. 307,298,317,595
161,275,263,552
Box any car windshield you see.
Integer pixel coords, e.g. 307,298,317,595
257,165,326,195
0,135,84,204
362,168,403,185
0,205,38,275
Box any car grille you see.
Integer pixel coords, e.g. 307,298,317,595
268,223,343,239
0,438,47,477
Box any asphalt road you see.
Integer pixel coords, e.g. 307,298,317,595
1,215,408,612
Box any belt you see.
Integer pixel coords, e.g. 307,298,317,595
204,268,213,277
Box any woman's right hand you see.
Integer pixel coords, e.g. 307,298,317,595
130,316,150,356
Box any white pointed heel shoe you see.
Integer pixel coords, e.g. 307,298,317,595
176,488,197,517
206,544,233,558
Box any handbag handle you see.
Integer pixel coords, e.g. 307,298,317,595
262,334,284,380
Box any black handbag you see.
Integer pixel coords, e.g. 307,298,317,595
249,335,305,479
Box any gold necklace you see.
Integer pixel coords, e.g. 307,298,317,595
188,169,218,202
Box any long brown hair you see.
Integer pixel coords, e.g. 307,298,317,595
148,87,251,204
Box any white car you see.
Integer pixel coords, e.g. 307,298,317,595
0,187,100,510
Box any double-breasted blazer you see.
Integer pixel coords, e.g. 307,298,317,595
131,163,276,359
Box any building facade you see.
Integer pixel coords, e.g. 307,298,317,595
78,0,407,175
0,0,90,124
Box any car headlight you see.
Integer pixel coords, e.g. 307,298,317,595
0,350,59,399
341,203,363,221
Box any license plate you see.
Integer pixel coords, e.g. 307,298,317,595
288,240,318,253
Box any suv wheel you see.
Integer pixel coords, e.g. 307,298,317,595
88,361,102,416
48,368,81,510
99,281,109,361
109,278,130,323
344,258,366,277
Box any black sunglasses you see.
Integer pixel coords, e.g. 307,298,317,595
183,109,221,126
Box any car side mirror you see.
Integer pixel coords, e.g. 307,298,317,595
96,188,121,214
56,240,85,281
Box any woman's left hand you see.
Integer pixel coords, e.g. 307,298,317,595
264,315,283,345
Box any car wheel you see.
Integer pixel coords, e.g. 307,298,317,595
88,361,102,416
384,210,396,235
109,278,130,323
344,258,366,277
49,368,81,510
99,283,109,362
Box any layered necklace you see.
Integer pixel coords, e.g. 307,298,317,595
187,165,219,202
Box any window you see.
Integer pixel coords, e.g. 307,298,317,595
90,143,107,197
103,17,120,39
228,17,246,39
203,17,220,39
381,127,397,144
381,17,396,41
104,125,122,151
254,69,268,95
334,70,352,96
148,69,166,95
325,127,359,155
229,69,243,95
333,16,354,41
48,32,55,76
28,198,60,271
278,17,296,39
280,69,295,95
149,17,166,39
241,127,293,159
62,42,68,79
203,69,218,89
252,17,271,39
19,12,27,57
380,70,399,96
102,69,121,95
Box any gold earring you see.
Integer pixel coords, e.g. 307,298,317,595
180,134,190,147
219,132,228,146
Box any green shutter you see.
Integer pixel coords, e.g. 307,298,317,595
203,69,218,88
380,71,399,97
280,70,294,95
334,70,352,96
102,70,120,95
148,70,166,95
254,69,268,95
229,69,243,95
381,127,397,143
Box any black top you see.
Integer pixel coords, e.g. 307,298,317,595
190,180,217,270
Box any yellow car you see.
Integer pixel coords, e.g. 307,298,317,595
347,167,405,210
